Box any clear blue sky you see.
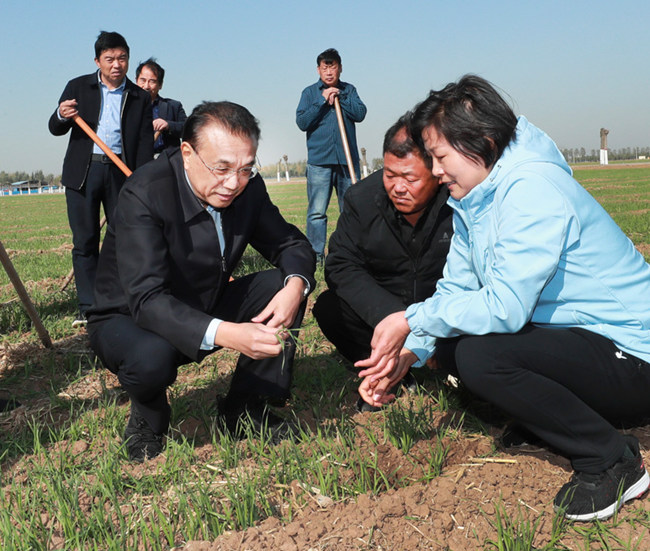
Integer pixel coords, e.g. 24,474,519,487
1,0,647,175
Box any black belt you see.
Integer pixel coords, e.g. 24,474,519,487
91,153,116,164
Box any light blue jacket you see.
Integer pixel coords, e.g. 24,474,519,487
405,116,650,365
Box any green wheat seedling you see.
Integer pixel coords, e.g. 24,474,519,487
3,173,650,549
483,499,565,551
383,391,441,453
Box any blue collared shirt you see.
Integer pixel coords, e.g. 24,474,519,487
296,79,367,168
94,71,125,155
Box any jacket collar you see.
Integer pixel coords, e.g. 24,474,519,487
162,148,208,224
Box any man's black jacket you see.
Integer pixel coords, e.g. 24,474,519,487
88,148,316,360
155,96,187,151
325,169,453,327
48,72,154,189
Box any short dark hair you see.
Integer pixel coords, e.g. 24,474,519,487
182,101,261,150
317,48,341,66
136,58,165,86
411,74,517,168
94,31,129,59
383,112,432,170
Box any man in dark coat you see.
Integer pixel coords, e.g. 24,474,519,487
313,114,453,410
135,58,187,155
88,101,316,462
48,31,154,323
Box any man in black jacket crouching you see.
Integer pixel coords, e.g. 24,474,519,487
313,113,452,411
88,101,315,461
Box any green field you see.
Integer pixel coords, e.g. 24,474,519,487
1,165,650,550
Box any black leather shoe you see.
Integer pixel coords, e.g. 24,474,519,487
217,396,299,443
123,405,165,462
356,396,383,413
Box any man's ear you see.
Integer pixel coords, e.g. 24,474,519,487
181,142,193,168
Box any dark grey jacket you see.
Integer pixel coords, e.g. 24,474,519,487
325,169,453,327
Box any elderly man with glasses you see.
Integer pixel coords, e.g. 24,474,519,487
88,101,316,462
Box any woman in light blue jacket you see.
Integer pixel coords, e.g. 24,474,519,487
356,75,650,521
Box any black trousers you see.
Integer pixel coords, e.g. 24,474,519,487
436,325,650,473
66,161,125,313
312,289,378,365
88,270,305,434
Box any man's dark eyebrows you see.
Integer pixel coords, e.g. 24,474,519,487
213,157,256,167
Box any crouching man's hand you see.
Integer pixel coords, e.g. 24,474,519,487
251,276,306,330
355,311,410,381
358,348,417,407
215,321,286,360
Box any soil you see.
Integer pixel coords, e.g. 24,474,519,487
182,431,650,551
2,319,650,550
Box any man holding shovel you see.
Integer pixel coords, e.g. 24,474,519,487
296,48,366,263
49,31,153,325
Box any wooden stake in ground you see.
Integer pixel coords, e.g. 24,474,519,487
60,115,133,292
333,96,358,184
0,239,52,348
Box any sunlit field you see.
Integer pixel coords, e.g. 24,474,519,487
1,165,650,550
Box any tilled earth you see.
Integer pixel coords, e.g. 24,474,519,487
183,428,650,551
2,332,650,550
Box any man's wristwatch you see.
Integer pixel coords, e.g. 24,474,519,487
285,274,310,298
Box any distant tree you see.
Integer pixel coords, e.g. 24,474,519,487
371,158,383,171
560,149,571,163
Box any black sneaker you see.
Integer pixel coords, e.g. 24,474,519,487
216,396,299,444
554,435,650,521
123,405,164,462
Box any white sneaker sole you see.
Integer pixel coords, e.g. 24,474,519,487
563,469,650,521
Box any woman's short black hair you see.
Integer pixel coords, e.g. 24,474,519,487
411,74,518,168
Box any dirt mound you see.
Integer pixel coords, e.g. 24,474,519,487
184,429,650,550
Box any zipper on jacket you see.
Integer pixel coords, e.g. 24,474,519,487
218,209,227,274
